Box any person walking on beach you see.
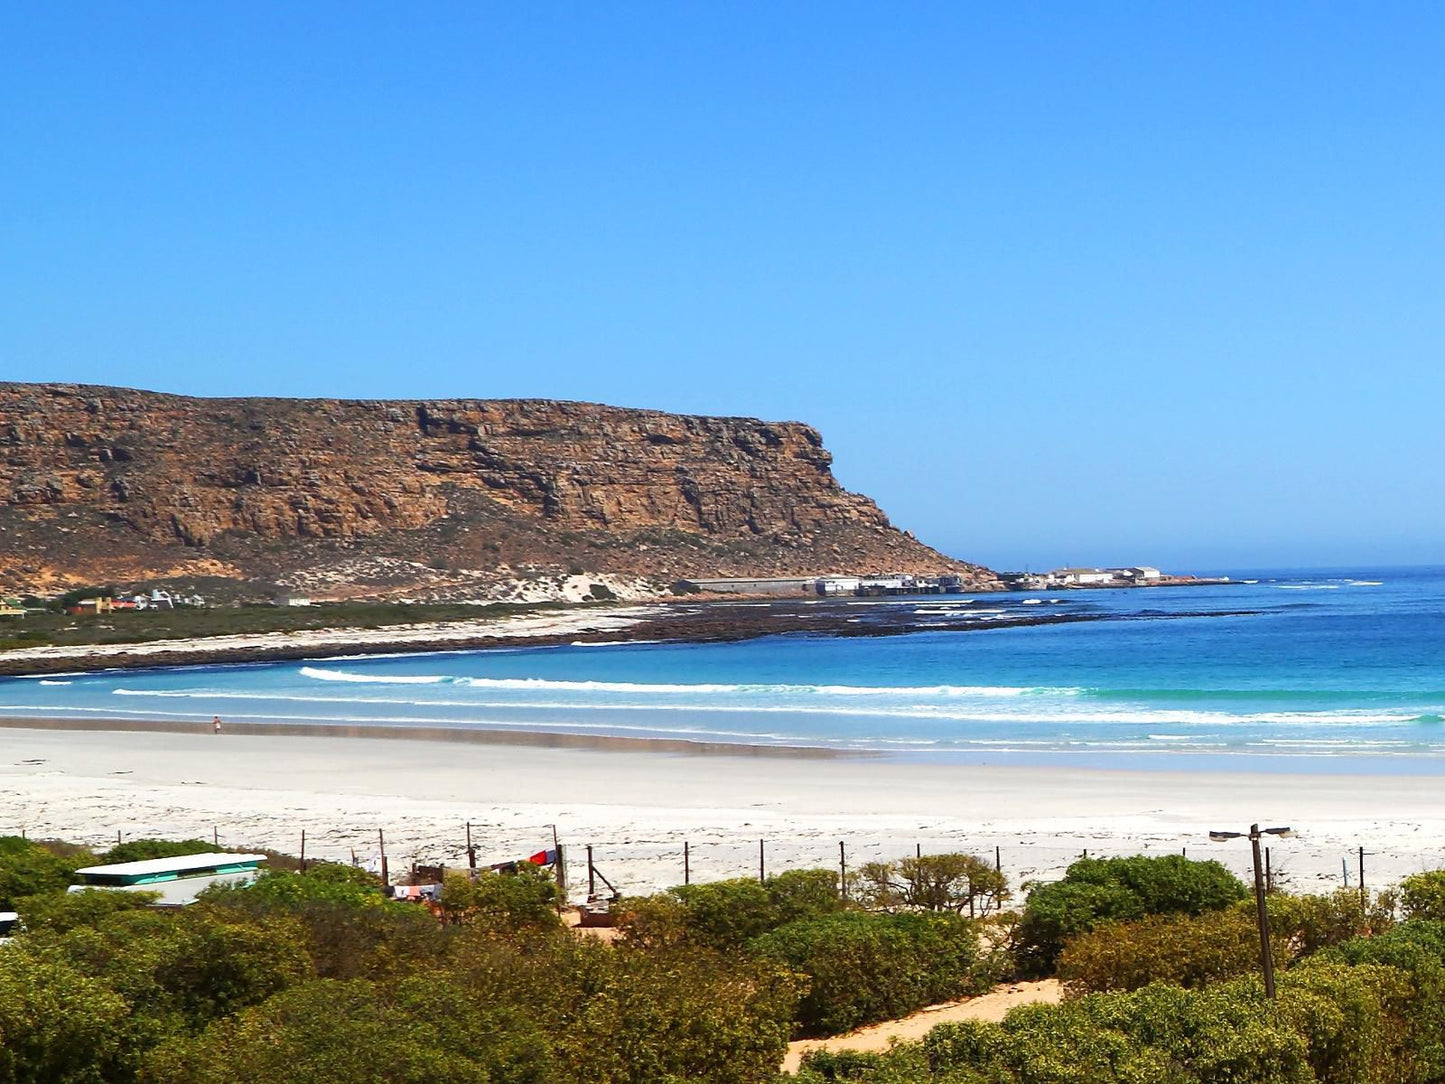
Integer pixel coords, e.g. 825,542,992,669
212,715,223,735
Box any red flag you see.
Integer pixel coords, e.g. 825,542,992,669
527,848,558,866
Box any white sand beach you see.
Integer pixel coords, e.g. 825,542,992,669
3,723,1443,898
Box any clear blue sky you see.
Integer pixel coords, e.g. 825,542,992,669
4,4,1443,572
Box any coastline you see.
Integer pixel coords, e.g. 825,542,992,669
0,714,848,759
0,590,1252,678
4,721,1442,897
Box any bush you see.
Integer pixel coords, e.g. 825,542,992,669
923,980,1315,1084
1057,908,1270,994
667,877,779,950
0,948,134,1084
203,864,384,910
1268,888,1397,959
145,977,554,1084
101,838,219,865
751,911,989,1037
0,836,93,907
16,886,160,933
437,865,560,933
1400,871,1445,921
853,853,1009,917
1316,920,1445,1080
1016,855,1247,976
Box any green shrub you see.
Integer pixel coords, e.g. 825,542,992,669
437,865,560,933
16,886,160,933
101,838,219,865
1278,961,1416,1084
1268,888,1396,958
1400,871,1445,921
669,877,778,950
1057,908,1270,994
625,868,845,952
751,911,988,1037
0,836,94,907
203,864,384,910
1315,920,1445,1080
145,977,554,1084
0,948,134,1084
1016,855,1247,976
924,980,1314,1084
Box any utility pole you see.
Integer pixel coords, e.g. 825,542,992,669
551,824,565,904
1359,846,1366,909
1249,825,1275,999
1210,823,1290,999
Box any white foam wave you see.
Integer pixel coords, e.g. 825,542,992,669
38,679,73,686
103,687,1434,729
300,667,447,685
295,667,1080,699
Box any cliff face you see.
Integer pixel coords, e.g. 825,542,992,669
0,383,992,598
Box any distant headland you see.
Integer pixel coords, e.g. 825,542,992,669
0,382,995,602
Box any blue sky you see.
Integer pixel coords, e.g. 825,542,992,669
4,4,1443,571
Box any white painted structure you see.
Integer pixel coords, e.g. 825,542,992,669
70,852,267,907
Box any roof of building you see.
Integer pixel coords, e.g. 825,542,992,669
74,852,267,879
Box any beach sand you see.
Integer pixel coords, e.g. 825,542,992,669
2,721,1442,897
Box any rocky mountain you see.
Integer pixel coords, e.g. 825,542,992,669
0,383,994,600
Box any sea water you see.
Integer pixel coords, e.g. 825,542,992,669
3,567,1443,773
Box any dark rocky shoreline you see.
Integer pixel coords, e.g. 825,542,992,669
0,597,1261,678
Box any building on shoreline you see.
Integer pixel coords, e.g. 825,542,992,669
683,573,968,597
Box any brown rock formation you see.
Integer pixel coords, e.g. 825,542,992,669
0,383,993,598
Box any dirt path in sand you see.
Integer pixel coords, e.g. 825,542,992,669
782,980,1063,1074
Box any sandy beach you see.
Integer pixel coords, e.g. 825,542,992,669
3,720,1442,898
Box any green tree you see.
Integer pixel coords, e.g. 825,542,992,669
854,853,1009,916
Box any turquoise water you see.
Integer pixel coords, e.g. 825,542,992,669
3,567,1444,772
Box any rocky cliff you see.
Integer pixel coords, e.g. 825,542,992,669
0,383,993,599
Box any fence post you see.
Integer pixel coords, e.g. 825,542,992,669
684,840,690,885
378,828,389,887
587,845,596,897
758,839,765,884
839,840,847,900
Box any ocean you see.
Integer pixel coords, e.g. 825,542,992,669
3,566,1443,773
